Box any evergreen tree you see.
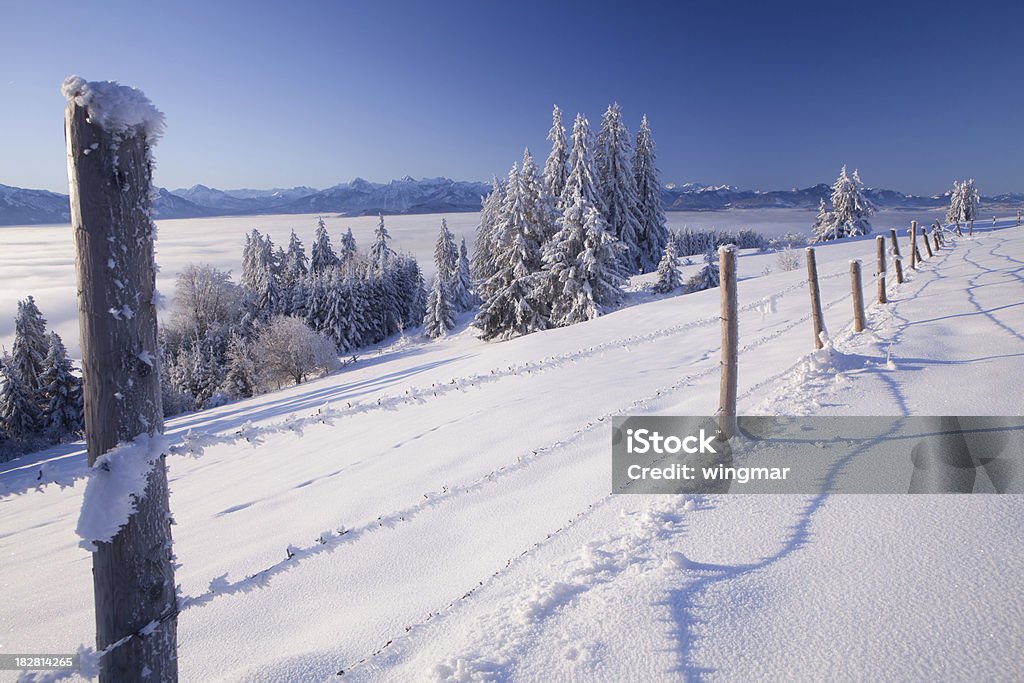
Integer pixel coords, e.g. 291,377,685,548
11,296,49,399
282,230,309,289
687,246,721,292
543,104,570,205
812,198,837,243
0,359,40,439
471,178,504,285
633,114,669,273
240,230,264,291
310,217,340,274
817,165,874,240
220,333,256,400
947,180,965,228
339,227,358,265
596,102,643,273
457,238,477,309
424,276,455,339
564,113,604,210
39,332,83,440
652,242,682,293
520,148,558,248
370,213,396,272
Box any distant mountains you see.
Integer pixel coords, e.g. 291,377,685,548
3,178,1023,226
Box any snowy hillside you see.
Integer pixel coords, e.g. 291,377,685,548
1,221,1023,681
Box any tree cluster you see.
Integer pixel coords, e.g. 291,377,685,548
0,297,83,460
812,165,875,242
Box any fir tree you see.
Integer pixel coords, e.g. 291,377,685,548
11,295,49,399
652,242,682,294
687,246,721,292
816,165,874,241
812,198,837,243
0,359,40,439
633,114,669,273
39,332,83,440
543,104,570,205
457,238,477,309
472,178,504,286
564,113,604,210
339,227,358,264
282,230,309,289
424,276,455,339
310,217,340,274
596,102,643,273
370,213,396,272
520,148,558,248
221,333,256,400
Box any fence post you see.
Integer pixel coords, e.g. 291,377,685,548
956,221,962,237
718,245,738,439
64,77,177,681
923,227,934,258
932,228,940,253
890,228,904,284
1017,210,1020,226
875,236,887,304
969,219,974,236
806,247,827,350
910,221,920,269
850,260,866,333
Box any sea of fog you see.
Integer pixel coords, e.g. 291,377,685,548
0,207,937,357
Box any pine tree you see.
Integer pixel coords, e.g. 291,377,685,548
370,213,396,272
543,104,570,206
652,242,682,293
241,230,264,291
221,333,256,400
339,227,358,265
820,165,874,240
0,359,40,439
39,332,83,440
310,217,340,274
947,180,965,228
564,113,604,210
457,238,477,309
11,296,49,399
633,115,669,273
687,246,721,292
812,198,837,243
424,276,455,339
282,230,309,288
596,102,643,273
471,177,504,285
520,148,558,248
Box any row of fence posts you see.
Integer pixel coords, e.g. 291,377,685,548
716,217,966,435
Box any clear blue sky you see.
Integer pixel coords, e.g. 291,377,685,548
2,0,1022,195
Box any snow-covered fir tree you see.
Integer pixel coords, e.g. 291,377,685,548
687,246,721,292
543,104,570,206
220,333,256,400
0,359,40,439
282,230,308,289
11,296,48,401
472,177,504,286
633,114,669,272
565,113,605,211
434,218,460,287
339,227,358,265
424,276,455,339
456,238,477,310
652,241,682,293
520,148,558,249
370,213,396,272
475,164,551,340
811,198,837,242
596,103,643,273
948,179,980,227
310,217,340,274
39,332,83,439
814,166,874,241
323,269,363,352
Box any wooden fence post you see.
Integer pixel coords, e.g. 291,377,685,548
956,221,962,237
890,228,905,284
932,228,940,253
923,227,934,258
910,221,919,269
64,77,177,681
1017,209,1020,226
850,260,866,333
875,236,887,304
969,219,974,236
718,245,738,439
806,247,827,350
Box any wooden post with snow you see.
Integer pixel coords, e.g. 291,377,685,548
850,260,866,333
806,247,827,350
64,77,178,682
932,228,940,253
1017,210,1020,226
969,219,974,236
910,221,919,269
717,245,738,439
875,236,887,304
889,228,904,284
923,227,934,258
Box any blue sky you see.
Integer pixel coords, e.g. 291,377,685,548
2,0,1022,195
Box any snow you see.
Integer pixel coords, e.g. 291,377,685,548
1,216,1022,681
75,432,169,551
61,76,165,145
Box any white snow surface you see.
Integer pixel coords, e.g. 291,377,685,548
61,76,165,145
1,219,1023,681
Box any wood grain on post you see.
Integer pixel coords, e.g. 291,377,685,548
806,247,826,350
850,260,866,333
890,228,905,284
718,246,738,439
875,236,887,304
65,88,177,681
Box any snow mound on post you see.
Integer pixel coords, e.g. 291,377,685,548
61,75,165,145
75,432,170,551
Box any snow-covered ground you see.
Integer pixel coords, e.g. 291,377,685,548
1,219,1023,681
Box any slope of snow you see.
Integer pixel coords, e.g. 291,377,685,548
1,221,1022,681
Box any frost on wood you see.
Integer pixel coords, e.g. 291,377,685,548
75,432,170,551
61,75,165,145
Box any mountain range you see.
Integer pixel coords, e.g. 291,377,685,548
3,178,1023,226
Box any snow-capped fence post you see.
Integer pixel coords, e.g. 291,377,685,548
850,260,866,333
1017,210,1020,226
63,77,178,681
717,245,738,439
889,228,905,284
910,221,919,269
805,248,827,350
932,228,940,253
923,227,934,258
875,236,887,304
